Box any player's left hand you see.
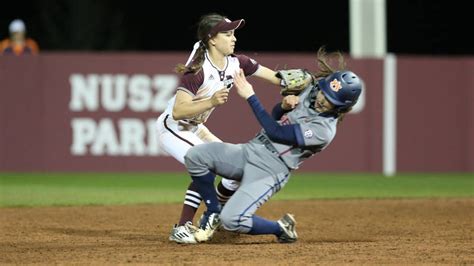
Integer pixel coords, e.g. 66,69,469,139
281,95,299,110
277,69,313,96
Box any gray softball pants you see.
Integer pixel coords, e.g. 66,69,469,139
184,141,290,233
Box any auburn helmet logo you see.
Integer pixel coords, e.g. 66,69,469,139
330,79,342,92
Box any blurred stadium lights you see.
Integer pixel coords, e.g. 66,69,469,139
349,0,387,58
350,0,396,177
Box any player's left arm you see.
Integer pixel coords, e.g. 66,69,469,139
272,95,299,119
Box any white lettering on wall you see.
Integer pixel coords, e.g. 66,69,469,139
70,118,165,156
90,118,119,156
102,74,127,112
69,74,178,112
152,75,178,111
70,118,96,155
129,75,152,112
119,119,146,155
69,74,100,111
146,119,159,155
69,73,177,157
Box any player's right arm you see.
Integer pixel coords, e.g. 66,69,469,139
234,69,303,146
235,54,280,86
172,89,229,120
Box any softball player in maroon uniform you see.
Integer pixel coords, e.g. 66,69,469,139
156,13,281,243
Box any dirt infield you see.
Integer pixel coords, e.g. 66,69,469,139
1,198,472,264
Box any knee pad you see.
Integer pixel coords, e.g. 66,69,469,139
221,178,241,191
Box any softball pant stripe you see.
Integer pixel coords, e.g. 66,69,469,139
237,173,289,229
163,114,194,147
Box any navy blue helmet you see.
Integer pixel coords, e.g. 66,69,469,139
318,71,363,111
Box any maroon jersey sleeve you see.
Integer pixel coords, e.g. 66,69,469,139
177,71,204,95
235,54,260,76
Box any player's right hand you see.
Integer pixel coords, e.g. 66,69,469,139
211,88,230,106
234,69,255,99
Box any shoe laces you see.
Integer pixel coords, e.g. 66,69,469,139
200,212,220,230
184,221,198,233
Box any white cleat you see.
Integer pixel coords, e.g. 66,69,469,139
277,213,298,243
194,212,221,242
169,221,198,244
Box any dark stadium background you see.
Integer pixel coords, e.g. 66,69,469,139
0,0,470,55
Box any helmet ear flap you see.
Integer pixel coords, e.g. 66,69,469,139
336,105,354,114
337,106,349,113
336,98,358,113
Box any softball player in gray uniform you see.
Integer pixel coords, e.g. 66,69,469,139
184,67,363,243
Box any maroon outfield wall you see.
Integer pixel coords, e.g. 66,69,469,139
396,56,474,172
0,53,472,172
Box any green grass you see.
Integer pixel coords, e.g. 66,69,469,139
0,172,472,207
279,173,473,200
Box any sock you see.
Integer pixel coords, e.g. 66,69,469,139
191,172,220,213
178,182,202,225
248,215,282,236
216,181,235,205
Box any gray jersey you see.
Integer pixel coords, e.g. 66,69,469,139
248,85,338,170
185,86,338,234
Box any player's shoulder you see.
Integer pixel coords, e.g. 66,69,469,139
231,53,259,66
304,116,337,144
180,70,204,86
231,53,248,60
304,113,337,131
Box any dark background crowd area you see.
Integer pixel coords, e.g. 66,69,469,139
0,0,471,55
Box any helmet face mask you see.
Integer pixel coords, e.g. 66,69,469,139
317,71,363,112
